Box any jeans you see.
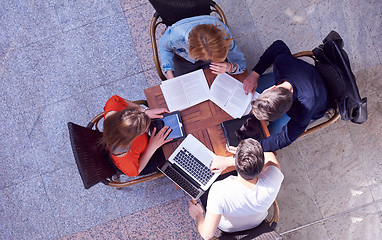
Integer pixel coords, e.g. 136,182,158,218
256,72,291,135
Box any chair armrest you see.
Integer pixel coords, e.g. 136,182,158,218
106,172,165,188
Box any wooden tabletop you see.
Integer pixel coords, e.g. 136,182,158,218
144,69,270,170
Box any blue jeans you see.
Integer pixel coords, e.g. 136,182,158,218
256,72,291,135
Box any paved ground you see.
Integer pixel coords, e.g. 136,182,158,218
0,0,381,239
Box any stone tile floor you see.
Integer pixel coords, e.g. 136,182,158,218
0,0,381,239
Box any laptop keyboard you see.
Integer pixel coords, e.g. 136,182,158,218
162,165,200,199
173,148,213,186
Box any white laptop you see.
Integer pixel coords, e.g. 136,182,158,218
158,134,221,199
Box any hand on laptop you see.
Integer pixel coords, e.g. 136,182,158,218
210,155,235,173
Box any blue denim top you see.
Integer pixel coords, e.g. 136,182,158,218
158,15,246,74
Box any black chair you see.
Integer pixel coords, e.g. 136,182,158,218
68,100,164,189
291,51,341,137
213,200,282,240
149,0,228,80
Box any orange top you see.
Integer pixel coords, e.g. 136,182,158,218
104,95,149,177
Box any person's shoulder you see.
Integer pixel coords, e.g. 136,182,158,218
211,176,236,188
260,165,284,183
130,134,149,150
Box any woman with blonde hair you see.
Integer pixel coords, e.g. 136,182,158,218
159,15,246,79
102,95,172,177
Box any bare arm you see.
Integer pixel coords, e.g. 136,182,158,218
210,155,235,173
243,71,260,95
189,202,221,240
166,71,175,79
137,127,173,173
263,152,281,170
123,98,169,119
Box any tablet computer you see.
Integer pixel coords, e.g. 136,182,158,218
221,114,264,147
149,111,185,142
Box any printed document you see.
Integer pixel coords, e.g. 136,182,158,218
210,73,259,118
160,70,211,111
160,70,259,118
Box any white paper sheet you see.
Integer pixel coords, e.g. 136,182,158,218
160,70,210,112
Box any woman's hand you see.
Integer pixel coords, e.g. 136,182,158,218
145,108,169,119
148,127,173,150
210,62,231,75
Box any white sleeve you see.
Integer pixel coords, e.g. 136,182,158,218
258,166,284,190
206,183,223,215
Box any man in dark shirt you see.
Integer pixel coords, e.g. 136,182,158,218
243,40,329,152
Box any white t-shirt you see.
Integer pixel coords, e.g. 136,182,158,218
206,166,284,232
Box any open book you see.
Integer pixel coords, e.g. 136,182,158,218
160,70,211,112
160,70,259,118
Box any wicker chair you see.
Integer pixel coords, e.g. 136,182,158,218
67,100,164,189
213,200,282,240
291,51,341,137
149,0,228,80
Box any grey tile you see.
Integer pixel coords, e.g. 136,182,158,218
373,34,382,64
302,0,327,7
0,148,41,190
352,0,382,38
0,177,59,240
42,166,122,237
246,0,318,54
52,0,122,32
235,33,264,71
298,126,374,218
0,100,31,158
102,72,149,102
80,12,143,83
28,97,91,174
276,146,324,232
144,67,164,88
0,0,61,54
215,0,257,39
123,3,156,71
305,0,380,72
81,86,110,124
114,176,184,216
120,0,147,11
281,222,330,240
324,203,382,240
0,34,84,107
61,27,103,94
348,66,382,201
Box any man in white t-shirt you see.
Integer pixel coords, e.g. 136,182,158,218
188,138,284,240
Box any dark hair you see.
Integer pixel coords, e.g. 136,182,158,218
251,87,293,121
234,138,264,180
102,107,150,150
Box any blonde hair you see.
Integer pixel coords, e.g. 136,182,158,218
188,24,233,62
102,107,150,150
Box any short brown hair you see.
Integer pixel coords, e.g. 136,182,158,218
234,138,264,180
252,87,293,121
188,24,233,62
102,107,150,150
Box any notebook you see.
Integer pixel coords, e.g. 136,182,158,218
158,134,220,200
221,114,264,147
